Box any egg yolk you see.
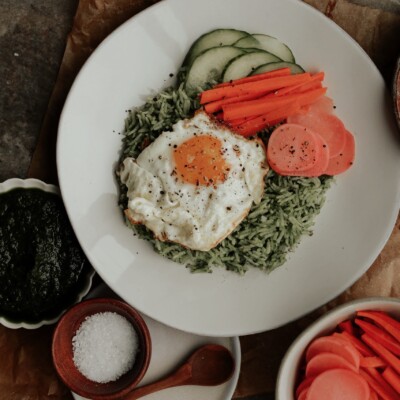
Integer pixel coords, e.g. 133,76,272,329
173,135,231,186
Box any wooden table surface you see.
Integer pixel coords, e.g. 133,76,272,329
0,0,399,399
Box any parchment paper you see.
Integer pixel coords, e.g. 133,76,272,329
1,0,397,399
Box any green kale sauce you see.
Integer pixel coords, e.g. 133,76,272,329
0,188,90,323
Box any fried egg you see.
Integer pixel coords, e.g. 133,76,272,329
119,111,268,251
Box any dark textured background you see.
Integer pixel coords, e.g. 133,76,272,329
0,0,78,181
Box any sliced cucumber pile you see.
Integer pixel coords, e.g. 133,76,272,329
222,51,281,82
185,46,245,94
251,61,304,76
181,29,299,94
183,28,249,67
234,34,295,63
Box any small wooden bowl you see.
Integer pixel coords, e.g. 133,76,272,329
52,298,151,400
394,56,400,131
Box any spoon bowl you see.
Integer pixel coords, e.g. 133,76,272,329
125,344,235,400
190,344,236,386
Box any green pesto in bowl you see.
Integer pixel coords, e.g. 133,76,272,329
0,187,91,324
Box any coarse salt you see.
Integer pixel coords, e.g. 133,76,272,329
72,311,139,383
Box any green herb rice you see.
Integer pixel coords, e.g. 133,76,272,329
117,83,332,274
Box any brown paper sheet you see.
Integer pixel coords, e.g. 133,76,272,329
0,326,71,400
0,0,395,399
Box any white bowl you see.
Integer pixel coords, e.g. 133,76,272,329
276,297,400,399
0,178,94,329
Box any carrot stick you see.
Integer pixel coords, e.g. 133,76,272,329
204,73,324,114
214,67,291,88
360,356,386,369
362,334,400,375
358,311,400,343
223,95,291,120
333,332,374,357
227,115,259,126
373,312,400,331
234,101,301,136
365,311,400,333
268,72,325,97
355,319,400,356
382,367,400,393
199,73,311,104
223,87,326,121
369,367,400,398
287,80,322,94
214,111,223,120
369,389,379,400
204,91,270,113
360,369,400,400
338,320,357,336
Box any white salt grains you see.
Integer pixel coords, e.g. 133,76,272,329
72,312,139,383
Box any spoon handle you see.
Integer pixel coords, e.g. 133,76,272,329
124,363,192,400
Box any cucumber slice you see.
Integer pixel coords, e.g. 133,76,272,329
250,61,304,76
183,28,249,66
222,51,281,82
234,34,295,63
185,46,245,94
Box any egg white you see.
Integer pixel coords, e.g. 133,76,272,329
119,112,268,251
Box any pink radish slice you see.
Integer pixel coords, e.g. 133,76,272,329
288,111,346,158
306,336,361,369
308,96,334,114
279,130,330,177
307,369,370,400
306,353,358,377
324,129,355,175
267,123,321,173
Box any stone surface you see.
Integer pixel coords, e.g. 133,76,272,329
0,0,78,182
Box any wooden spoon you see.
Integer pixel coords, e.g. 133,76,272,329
123,344,235,400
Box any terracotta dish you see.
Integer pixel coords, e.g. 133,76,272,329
52,298,151,400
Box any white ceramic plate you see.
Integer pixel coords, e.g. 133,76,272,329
0,179,94,329
57,0,400,336
72,284,241,400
